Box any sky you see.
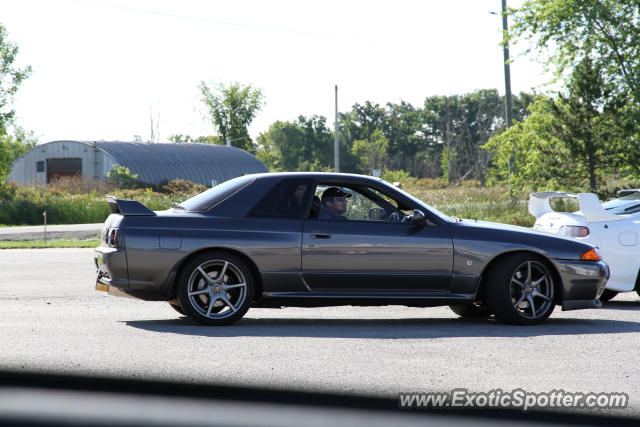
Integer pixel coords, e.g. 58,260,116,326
2,0,550,144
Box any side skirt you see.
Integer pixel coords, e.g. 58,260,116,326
255,291,475,308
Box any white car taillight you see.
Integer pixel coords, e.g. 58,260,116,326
558,225,590,237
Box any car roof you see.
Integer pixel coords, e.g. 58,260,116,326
251,172,385,184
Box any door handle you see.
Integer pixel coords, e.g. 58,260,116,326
311,232,331,239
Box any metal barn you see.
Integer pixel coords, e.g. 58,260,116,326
8,140,268,187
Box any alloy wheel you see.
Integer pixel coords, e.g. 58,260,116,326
186,259,248,319
509,260,554,320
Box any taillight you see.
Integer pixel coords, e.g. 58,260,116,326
106,228,123,248
580,248,601,261
558,225,589,237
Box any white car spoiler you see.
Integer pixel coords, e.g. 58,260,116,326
528,191,623,222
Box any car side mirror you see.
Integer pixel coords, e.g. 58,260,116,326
410,209,426,225
368,207,386,220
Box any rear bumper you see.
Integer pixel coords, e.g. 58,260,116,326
552,259,610,311
95,246,129,290
95,246,175,301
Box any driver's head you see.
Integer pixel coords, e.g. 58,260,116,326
321,187,351,215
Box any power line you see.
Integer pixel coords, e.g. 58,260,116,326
70,0,381,43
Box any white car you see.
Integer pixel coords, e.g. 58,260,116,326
529,190,640,301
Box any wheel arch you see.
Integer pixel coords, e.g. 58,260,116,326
475,250,563,304
167,247,263,300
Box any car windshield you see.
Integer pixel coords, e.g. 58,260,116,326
179,175,256,212
379,180,453,222
603,192,640,214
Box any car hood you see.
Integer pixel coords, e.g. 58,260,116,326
449,218,593,260
458,218,569,238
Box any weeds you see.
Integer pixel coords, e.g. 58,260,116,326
0,178,543,227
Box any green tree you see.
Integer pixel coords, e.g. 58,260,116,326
383,101,433,177
513,0,640,178
483,97,567,191
0,24,32,184
550,56,623,191
0,24,32,137
199,81,264,152
351,130,388,174
337,101,386,173
422,90,523,184
0,138,10,182
513,0,640,104
168,134,192,143
256,115,335,172
0,125,36,184
256,121,306,171
340,101,386,145
484,57,623,193
193,135,222,145
296,115,334,170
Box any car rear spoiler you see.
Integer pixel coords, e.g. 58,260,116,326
528,191,622,222
617,188,640,197
106,196,156,216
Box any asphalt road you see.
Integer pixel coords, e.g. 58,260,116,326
1,248,639,418
0,223,102,241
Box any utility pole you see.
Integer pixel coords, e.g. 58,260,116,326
501,0,516,201
491,1,516,199
502,0,513,129
334,85,340,173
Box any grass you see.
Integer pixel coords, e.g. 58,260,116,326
403,183,535,227
0,238,101,249
0,180,196,226
0,178,567,229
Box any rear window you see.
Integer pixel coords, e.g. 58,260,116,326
179,175,257,212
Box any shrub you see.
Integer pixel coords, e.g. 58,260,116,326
381,169,408,182
161,179,207,196
107,164,139,189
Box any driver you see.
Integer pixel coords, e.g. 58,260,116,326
318,187,351,220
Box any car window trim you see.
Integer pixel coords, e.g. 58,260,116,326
309,179,442,225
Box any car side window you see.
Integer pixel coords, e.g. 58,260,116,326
312,184,407,222
250,180,311,219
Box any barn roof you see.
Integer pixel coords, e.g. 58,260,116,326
92,141,267,185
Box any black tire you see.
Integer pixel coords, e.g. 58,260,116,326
449,303,492,318
486,254,556,325
168,302,185,316
599,289,618,302
177,251,254,326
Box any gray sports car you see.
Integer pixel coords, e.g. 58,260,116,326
94,172,609,326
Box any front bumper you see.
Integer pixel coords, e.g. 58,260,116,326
553,259,610,311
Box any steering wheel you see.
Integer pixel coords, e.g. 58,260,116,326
388,212,400,222
388,212,410,223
